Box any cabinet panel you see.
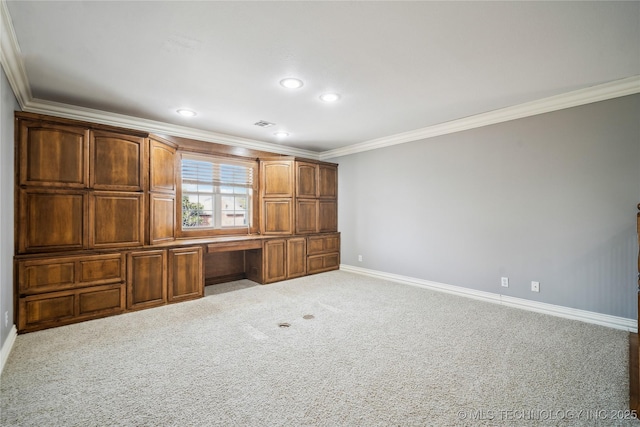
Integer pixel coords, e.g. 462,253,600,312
77,284,126,317
19,188,87,253
307,233,341,255
150,138,176,193
19,121,89,188
318,164,338,198
150,194,175,244
296,162,317,198
264,239,287,283
127,250,167,310
287,238,307,279
21,293,75,330
261,160,294,197
90,192,144,248
90,130,145,191
296,200,318,234
307,252,340,275
168,246,203,302
262,198,293,235
18,253,124,295
318,200,338,233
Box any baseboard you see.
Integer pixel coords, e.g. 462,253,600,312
0,325,17,375
340,264,637,332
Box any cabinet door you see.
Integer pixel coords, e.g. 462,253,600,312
150,193,175,244
264,239,287,283
287,238,307,279
90,192,144,248
262,198,293,235
296,162,318,198
19,188,87,253
318,200,338,233
261,160,294,197
149,138,177,193
319,164,338,198
19,120,89,188
127,250,167,310
296,200,318,234
168,246,203,302
90,130,145,191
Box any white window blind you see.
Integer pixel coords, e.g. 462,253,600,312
181,158,253,188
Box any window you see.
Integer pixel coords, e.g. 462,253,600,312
181,156,253,230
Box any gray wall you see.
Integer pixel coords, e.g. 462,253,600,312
332,94,640,319
1,65,18,348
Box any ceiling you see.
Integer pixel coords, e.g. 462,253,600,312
3,1,640,156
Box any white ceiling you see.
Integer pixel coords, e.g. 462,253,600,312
4,1,640,154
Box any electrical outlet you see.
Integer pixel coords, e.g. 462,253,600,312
358,255,363,262
501,277,509,288
531,281,540,292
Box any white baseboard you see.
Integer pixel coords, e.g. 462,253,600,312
1,325,17,375
340,264,637,333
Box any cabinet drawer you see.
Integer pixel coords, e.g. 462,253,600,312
307,252,340,275
307,233,340,255
18,253,125,295
18,283,126,332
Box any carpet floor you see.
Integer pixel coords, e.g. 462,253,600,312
0,270,636,426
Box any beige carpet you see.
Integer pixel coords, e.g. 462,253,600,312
0,270,636,426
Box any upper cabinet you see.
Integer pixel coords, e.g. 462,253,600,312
261,159,294,198
149,137,177,193
90,130,146,191
294,161,338,234
318,164,338,198
296,162,317,198
19,120,89,188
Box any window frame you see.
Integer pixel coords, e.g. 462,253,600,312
176,152,259,238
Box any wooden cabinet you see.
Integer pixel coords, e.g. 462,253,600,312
127,249,167,310
18,120,89,188
90,130,145,191
263,239,287,283
18,188,87,253
262,198,293,234
90,192,144,248
307,233,340,275
294,161,338,234
261,159,294,197
149,137,177,193
16,252,126,332
150,193,176,244
287,237,307,279
18,284,126,333
18,253,125,295
168,246,203,302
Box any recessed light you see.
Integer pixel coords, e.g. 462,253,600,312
280,78,304,89
177,109,197,117
274,131,289,137
319,93,340,103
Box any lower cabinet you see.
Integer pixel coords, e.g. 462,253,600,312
307,233,340,275
127,249,167,310
263,237,308,283
168,246,203,302
18,283,126,333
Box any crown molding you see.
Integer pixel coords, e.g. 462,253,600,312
320,75,640,160
23,98,320,159
0,0,31,107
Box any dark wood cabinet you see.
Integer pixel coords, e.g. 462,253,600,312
90,130,145,191
296,200,318,234
264,239,287,283
150,193,175,244
18,188,87,253
149,137,177,193
168,246,203,302
262,198,293,234
287,237,307,279
90,192,144,248
127,249,167,310
261,159,294,197
18,120,89,188
318,164,338,198
296,161,318,198
307,233,340,275
319,200,338,233
294,161,338,234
